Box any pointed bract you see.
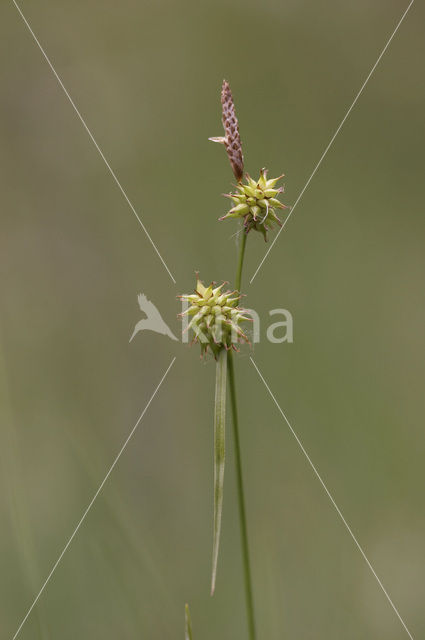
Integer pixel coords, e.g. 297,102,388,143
209,136,226,144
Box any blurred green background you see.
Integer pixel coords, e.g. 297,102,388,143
1,1,424,638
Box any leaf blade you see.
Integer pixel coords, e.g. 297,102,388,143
185,603,193,640
211,347,227,595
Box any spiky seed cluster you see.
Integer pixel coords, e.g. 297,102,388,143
209,80,244,182
220,168,287,241
178,277,251,358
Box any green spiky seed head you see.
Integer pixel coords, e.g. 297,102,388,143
220,168,287,241
178,276,251,358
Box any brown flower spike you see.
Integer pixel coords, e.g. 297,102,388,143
209,80,244,182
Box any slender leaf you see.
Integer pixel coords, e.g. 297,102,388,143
185,603,193,640
211,347,227,595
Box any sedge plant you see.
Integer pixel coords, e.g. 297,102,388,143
180,80,287,639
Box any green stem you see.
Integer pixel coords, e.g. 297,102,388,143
235,230,247,292
228,229,256,640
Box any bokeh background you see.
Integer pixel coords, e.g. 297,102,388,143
1,1,424,638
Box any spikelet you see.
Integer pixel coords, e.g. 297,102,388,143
220,168,287,241
209,80,244,182
178,276,251,358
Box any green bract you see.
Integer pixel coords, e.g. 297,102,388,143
220,168,287,241
179,277,251,357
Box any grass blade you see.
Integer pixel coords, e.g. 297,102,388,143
211,347,227,595
185,603,193,640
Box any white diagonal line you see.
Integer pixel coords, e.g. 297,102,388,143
12,0,176,285
250,0,414,284
12,356,176,640
250,356,414,639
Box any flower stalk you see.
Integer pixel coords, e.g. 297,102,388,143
228,342,256,640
